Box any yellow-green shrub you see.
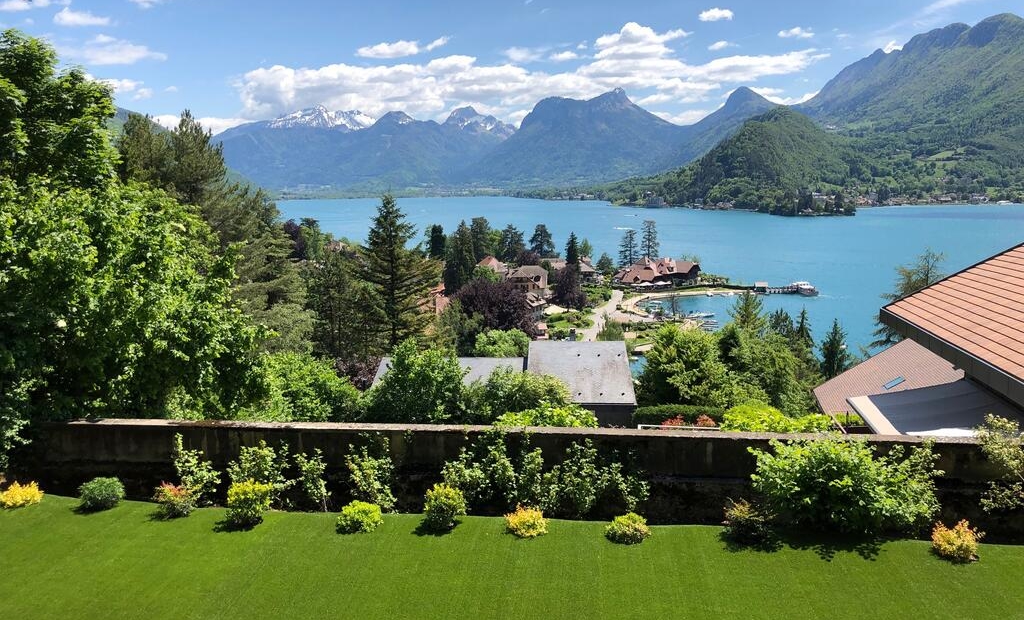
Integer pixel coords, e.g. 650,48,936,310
932,520,983,563
0,481,44,508
505,505,548,538
605,512,650,545
226,480,273,528
336,500,383,534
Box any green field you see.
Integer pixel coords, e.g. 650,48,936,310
2,496,1023,619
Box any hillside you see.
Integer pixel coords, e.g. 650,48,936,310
799,13,1024,190
671,87,777,165
605,108,869,210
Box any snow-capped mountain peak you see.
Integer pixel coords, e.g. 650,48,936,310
444,106,516,139
266,106,375,131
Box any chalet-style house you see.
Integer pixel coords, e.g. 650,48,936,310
614,257,701,287
814,243,1024,436
507,265,549,294
547,257,600,283
372,341,636,426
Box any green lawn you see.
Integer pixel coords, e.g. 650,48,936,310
3,496,1024,619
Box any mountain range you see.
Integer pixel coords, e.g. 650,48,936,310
211,12,1024,200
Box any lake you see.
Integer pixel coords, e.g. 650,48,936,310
278,197,1024,352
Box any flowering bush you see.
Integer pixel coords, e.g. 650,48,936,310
225,480,273,528
336,500,384,534
422,483,466,532
695,414,717,428
605,512,650,545
153,482,196,519
78,477,125,512
932,520,983,563
505,505,548,538
661,416,686,427
0,481,44,509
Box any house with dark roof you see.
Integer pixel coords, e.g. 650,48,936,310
614,257,700,287
816,243,1024,436
371,341,636,426
546,257,600,283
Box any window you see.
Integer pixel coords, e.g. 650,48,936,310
882,376,905,390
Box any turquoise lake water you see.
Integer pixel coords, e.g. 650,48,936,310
278,197,1024,352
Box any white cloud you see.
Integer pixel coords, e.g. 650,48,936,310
778,27,814,39
698,8,733,22
233,21,826,124
549,50,578,62
63,34,167,65
920,0,980,16
152,114,248,136
53,7,110,26
164,85,178,92
749,86,819,105
96,77,142,94
356,35,449,59
576,41,587,50
504,46,547,63
129,0,164,8
132,87,153,100
707,40,734,51
0,0,67,11
882,40,903,53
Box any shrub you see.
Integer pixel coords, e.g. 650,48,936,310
539,440,649,519
661,415,686,427
256,351,362,422
442,429,517,509
605,512,650,544
695,414,717,428
153,482,196,519
78,477,125,512
422,484,467,532
336,500,384,534
0,481,44,509
721,401,832,433
932,520,983,563
722,498,773,545
750,438,941,534
225,480,273,528
172,434,220,505
976,414,1024,512
227,440,292,505
505,505,548,538
463,367,573,424
494,403,598,428
346,437,396,511
633,404,726,427
294,450,329,511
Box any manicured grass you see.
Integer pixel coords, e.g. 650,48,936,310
2,496,1024,619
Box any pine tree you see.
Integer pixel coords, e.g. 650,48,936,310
618,229,638,266
427,224,446,259
640,220,659,259
565,232,580,265
470,217,493,261
727,292,767,335
360,194,441,349
820,319,850,379
306,250,387,363
795,307,813,349
498,224,526,262
443,221,476,294
870,249,945,349
529,224,556,257
596,253,615,275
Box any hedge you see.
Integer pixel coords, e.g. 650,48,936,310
632,405,727,426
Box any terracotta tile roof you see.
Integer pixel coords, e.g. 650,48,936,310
813,339,963,414
614,257,699,284
880,242,1024,408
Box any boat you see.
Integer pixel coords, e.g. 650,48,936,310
705,292,714,297
790,281,820,297
685,312,715,319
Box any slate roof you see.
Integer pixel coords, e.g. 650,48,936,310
526,341,636,405
373,357,525,386
813,339,964,414
880,242,1024,408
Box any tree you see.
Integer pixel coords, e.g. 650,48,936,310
427,224,446,259
443,221,476,294
473,329,530,357
768,309,794,339
529,224,556,257
871,249,946,349
0,182,267,465
596,253,615,276
453,280,536,337
364,339,467,423
640,220,660,258
469,217,494,261
618,229,639,266
305,249,387,364
636,326,751,408
0,29,116,191
361,194,441,348
434,300,484,356
727,292,768,335
498,224,526,262
565,232,580,266
819,319,850,379
248,352,362,423
554,263,587,309
596,316,625,341
579,238,594,260
794,308,813,349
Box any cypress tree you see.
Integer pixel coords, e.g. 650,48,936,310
427,224,446,259
443,221,476,295
820,319,851,379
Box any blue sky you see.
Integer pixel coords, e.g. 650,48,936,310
2,0,1017,133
